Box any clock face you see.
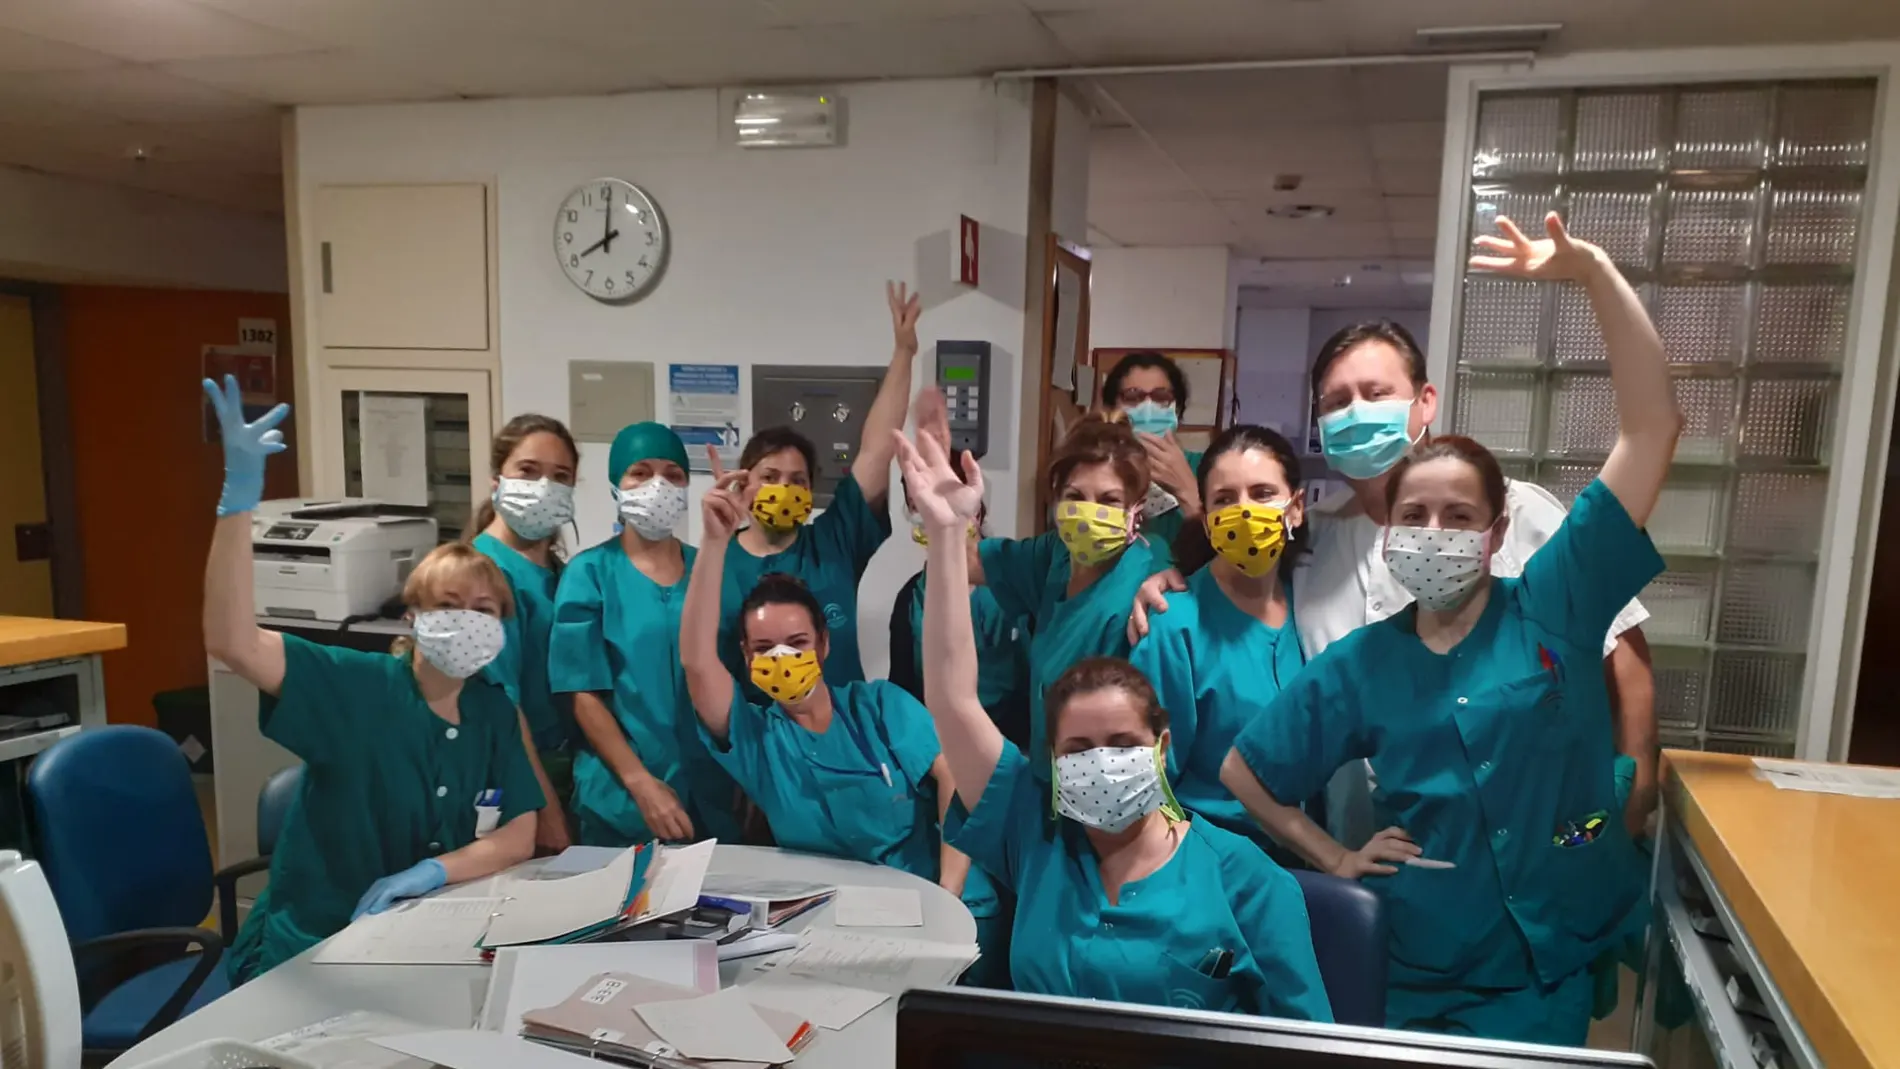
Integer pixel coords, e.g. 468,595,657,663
554,178,667,302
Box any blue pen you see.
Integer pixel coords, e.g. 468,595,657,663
477,789,502,807
698,895,752,914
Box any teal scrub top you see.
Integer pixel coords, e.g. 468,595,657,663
1129,565,1304,841
718,474,891,698
979,531,1155,769
698,680,999,919
472,532,571,752
549,540,739,846
1141,448,1204,574
1233,479,1660,992
888,570,1032,749
945,742,1332,1020
228,635,543,982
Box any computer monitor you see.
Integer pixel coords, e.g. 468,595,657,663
896,989,1654,1069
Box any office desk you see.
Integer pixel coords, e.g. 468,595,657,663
0,616,124,763
1639,750,1898,1069
110,845,979,1069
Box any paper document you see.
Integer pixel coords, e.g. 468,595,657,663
832,886,923,927
701,876,835,901
372,1030,596,1069
1754,758,1900,799
538,846,625,879
259,1012,437,1069
315,897,500,965
483,846,638,947
633,988,795,1065
719,930,801,962
519,970,811,1068
357,394,430,507
480,940,719,1035
635,840,717,923
774,929,978,993
741,975,889,1031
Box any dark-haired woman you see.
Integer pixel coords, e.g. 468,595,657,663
1127,425,1305,846
714,283,919,694
469,413,581,850
1221,215,1679,1045
549,422,740,846
895,423,1330,1020
681,447,985,923
1103,351,1202,573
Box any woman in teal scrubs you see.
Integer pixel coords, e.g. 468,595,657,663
969,415,1155,770
1102,351,1203,574
680,458,997,957
469,413,581,851
1220,214,1680,1046
201,380,542,982
550,423,741,847
1128,425,1306,845
895,425,1330,1020
715,283,919,694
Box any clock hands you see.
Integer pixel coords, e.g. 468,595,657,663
601,186,617,255
577,231,621,258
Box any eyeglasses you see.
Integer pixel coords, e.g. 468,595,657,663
1116,386,1176,406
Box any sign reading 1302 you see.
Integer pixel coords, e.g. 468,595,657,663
554,178,668,303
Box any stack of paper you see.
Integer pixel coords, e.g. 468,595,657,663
699,875,835,930
520,972,814,1067
483,846,645,948
315,897,503,965
763,929,979,993
260,1011,438,1068
480,941,720,1036
740,975,890,1031
1754,758,1900,799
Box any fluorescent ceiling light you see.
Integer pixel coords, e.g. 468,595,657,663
735,93,838,149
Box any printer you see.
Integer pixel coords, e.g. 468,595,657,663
252,498,438,621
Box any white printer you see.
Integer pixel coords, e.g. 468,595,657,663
252,498,438,621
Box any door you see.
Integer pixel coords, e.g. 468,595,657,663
316,184,490,350
319,367,496,542
0,295,51,617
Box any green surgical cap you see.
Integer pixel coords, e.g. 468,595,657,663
608,422,689,483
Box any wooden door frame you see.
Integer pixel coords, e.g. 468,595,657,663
0,281,80,618
1032,235,1091,532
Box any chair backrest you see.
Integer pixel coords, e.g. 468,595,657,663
26,726,215,944
255,764,304,856
0,851,82,1069
1291,869,1388,1028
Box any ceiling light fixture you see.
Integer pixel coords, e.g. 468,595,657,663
1267,204,1335,220
1415,23,1562,51
1272,174,1303,191
734,93,840,149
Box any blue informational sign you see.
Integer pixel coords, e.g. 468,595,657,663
669,363,742,472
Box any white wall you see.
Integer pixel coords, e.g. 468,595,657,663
1087,246,1234,351
1050,89,1091,245
0,165,286,292
292,79,1038,679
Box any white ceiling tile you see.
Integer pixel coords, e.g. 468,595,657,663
0,66,273,123
1383,194,1437,225
1390,218,1436,241
619,28,876,87
114,158,284,214
1180,157,1379,198
1366,120,1442,165
1089,196,1238,248
0,27,118,73
804,12,1071,77
1348,63,1450,123
1157,124,1373,170
363,35,664,99
1220,193,1387,226
1391,237,1436,258
1241,219,1393,259
1097,69,1359,131
1374,158,1441,197
0,0,321,62
159,51,458,106
1043,0,1348,64
763,0,1026,25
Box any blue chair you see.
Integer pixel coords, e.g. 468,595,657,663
213,764,303,939
27,726,231,1060
1292,869,1388,1027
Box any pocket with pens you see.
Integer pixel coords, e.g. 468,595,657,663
1159,950,1239,1013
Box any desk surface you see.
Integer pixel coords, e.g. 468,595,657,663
111,845,977,1069
1665,750,1900,1069
0,616,126,669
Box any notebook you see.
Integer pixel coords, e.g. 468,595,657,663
520,972,814,1068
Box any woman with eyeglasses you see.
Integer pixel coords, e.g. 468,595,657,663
1102,351,1202,574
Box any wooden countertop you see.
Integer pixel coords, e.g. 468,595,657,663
0,616,127,669
1665,750,1899,1069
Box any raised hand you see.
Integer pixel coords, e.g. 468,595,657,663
892,425,982,529
202,374,289,517
700,445,751,542
887,280,922,359
1470,212,1606,282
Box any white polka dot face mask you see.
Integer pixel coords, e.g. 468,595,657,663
411,609,506,679
493,477,574,541
1052,743,1165,834
614,477,687,541
1382,525,1491,612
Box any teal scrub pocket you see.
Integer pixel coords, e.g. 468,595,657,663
820,776,915,861
1160,952,1239,1014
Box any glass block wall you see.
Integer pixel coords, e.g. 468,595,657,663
1450,80,1879,758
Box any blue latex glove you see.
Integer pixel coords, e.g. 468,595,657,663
352,858,447,920
202,374,289,517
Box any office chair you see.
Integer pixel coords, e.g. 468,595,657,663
0,851,83,1069
26,726,231,1060
1291,869,1388,1027
213,764,303,939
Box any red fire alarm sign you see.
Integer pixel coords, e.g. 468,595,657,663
959,215,980,286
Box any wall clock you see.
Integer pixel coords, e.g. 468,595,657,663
554,178,667,302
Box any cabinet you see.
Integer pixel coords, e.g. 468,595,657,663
316,184,490,351
317,367,496,541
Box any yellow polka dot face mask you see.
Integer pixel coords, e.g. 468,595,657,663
748,644,821,704
1055,500,1135,567
1205,501,1289,577
751,484,814,531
